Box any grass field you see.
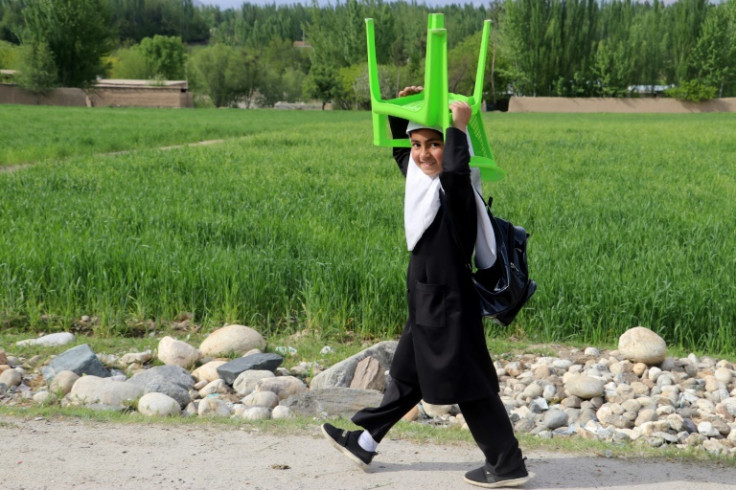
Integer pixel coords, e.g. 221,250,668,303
1,104,735,353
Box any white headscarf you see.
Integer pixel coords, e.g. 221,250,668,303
403,130,497,269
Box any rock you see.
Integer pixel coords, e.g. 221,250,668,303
529,397,548,413
715,367,732,385
504,362,523,377
349,356,387,391
711,418,731,437
197,397,231,418
720,397,736,417
128,365,194,407
543,409,569,430
618,327,666,365
648,366,662,382
242,391,279,409
233,370,275,396
565,375,604,399
597,403,633,429
584,347,601,357
199,324,266,357
632,363,648,377
0,349,7,365
543,384,558,401
42,344,110,380
191,360,227,383
533,365,551,379
119,351,153,365
422,402,453,418
310,341,397,390
216,353,284,385
522,382,544,400
702,439,727,455
157,336,201,369
199,379,230,397
281,387,383,417
33,391,52,404
667,413,685,432
697,421,720,438
562,396,582,408
0,368,21,388
138,393,181,416
48,370,79,395
67,376,144,410
635,408,657,426
289,361,323,378
254,376,307,400
515,418,537,433
240,406,271,421
16,332,75,348
272,405,294,420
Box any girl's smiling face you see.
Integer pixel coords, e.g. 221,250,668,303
410,128,444,177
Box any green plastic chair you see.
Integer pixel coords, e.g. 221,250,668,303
365,14,504,181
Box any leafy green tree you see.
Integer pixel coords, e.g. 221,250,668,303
140,35,185,79
665,0,709,84
0,0,24,44
188,44,260,107
0,38,20,69
688,5,733,97
21,0,112,88
15,37,56,92
108,44,149,79
303,63,342,110
664,79,717,102
110,0,208,43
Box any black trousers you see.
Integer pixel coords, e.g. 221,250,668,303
351,376,525,476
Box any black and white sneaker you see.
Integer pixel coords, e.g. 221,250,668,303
463,463,533,488
321,423,376,469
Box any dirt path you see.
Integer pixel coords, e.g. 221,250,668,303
1,417,735,490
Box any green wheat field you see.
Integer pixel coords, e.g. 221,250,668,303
1,105,735,353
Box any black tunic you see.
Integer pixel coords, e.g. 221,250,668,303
388,117,500,405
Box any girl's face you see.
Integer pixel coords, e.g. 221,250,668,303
410,129,444,177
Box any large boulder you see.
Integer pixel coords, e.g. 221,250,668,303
42,344,110,381
66,376,144,410
157,336,201,369
310,341,397,390
191,360,227,383
48,370,79,396
254,376,307,400
281,387,383,417
199,325,266,357
138,392,181,417
216,353,283,385
565,375,605,399
128,365,195,407
618,327,667,365
233,370,275,396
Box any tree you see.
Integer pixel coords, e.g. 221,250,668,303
0,0,24,44
140,35,185,80
188,44,260,107
21,0,112,88
303,63,342,110
15,38,56,93
688,6,733,97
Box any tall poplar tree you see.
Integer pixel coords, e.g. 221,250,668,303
22,0,112,88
